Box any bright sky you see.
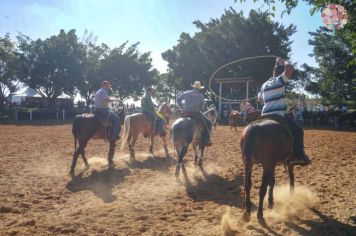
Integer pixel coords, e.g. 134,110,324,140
0,0,323,74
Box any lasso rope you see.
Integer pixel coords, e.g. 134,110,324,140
208,55,280,102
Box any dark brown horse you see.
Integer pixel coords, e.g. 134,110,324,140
70,108,125,175
240,117,295,225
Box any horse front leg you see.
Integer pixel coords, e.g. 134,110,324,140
288,164,295,194
149,135,154,154
108,140,116,168
129,134,138,161
198,145,204,167
161,135,169,157
193,144,198,164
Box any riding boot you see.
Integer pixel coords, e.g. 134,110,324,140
290,126,311,166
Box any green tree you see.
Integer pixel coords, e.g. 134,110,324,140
162,9,295,95
77,31,109,107
235,0,355,64
17,29,85,107
154,73,176,104
0,34,19,109
303,27,355,106
99,42,157,100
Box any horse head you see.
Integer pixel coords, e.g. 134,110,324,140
158,103,172,116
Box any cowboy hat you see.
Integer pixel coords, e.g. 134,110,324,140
101,80,112,88
145,86,156,92
191,81,204,89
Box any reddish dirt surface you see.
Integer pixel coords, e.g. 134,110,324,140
0,124,355,235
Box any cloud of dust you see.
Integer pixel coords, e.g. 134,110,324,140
265,184,320,221
85,156,108,169
221,207,244,236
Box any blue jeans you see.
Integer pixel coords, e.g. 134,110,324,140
156,118,166,136
95,108,121,140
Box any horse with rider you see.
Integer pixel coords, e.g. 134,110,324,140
241,57,313,224
121,87,172,160
171,81,214,177
70,80,125,175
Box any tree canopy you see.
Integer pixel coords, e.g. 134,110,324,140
99,41,157,101
162,9,296,96
0,34,19,109
303,27,355,106
17,29,85,107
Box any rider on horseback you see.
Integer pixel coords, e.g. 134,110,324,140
94,80,121,141
176,81,212,146
258,58,311,166
141,87,166,136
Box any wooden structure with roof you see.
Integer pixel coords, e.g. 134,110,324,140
215,76,260,119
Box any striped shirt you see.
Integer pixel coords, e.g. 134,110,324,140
259,74,289,116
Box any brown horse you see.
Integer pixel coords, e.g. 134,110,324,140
240,117,295,225
229,110,241,131
121,103,172,160
229,110,261,131
70,108,125,175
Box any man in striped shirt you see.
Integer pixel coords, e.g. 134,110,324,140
258,58,311,166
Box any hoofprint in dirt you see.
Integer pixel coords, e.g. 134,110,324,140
0,124,355,235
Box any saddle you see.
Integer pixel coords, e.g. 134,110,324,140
181,112,205,132
91,112,113,140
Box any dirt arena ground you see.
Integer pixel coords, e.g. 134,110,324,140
0,123,355,235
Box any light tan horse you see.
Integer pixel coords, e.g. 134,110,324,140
121,103,172,160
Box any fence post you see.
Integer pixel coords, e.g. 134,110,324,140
62,109,65,120
16,109,18,121
56,109,59,120
29,111,32,121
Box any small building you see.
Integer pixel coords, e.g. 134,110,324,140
215,76,260,120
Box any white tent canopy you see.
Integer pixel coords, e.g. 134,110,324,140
11,88,71,104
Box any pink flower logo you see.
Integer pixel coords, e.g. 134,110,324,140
321,4,348,30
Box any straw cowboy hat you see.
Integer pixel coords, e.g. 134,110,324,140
191,81,204,89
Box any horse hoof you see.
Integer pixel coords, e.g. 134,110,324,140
242,211,250,223
268,202,274,209
257,214,266,226
69,170,75,177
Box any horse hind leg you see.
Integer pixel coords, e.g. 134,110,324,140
70,142,86,175
81,149,89,169
242,159,252,223
175,145,188,178
257,170,271,225
268,172,276,209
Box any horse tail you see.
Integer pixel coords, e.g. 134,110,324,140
241,124,260,162
120,116,130,150
72,115,81,151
